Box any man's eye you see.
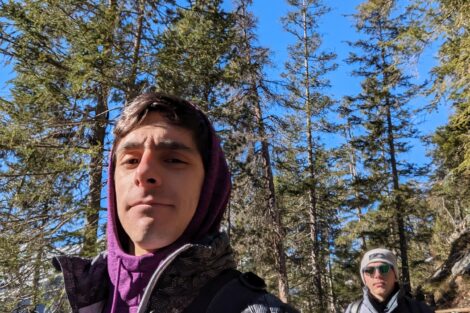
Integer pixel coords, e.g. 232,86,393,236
165,158,186,164
123,158,139,165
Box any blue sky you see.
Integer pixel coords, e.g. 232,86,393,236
0,62,13,98
243,0,451,165
0,1,451,164
0,1,452,238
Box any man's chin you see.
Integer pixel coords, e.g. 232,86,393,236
134,234,180,252
372,287,393,301
132,241,166,255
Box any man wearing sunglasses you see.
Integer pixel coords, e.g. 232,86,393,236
344,248,434,313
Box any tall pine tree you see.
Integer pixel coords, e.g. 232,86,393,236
344,0,427,294
281,0,336,310
224,0,292,302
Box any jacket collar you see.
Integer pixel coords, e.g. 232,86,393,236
54,232,235,313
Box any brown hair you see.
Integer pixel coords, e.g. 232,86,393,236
113,93,210,167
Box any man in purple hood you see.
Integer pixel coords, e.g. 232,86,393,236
54,93,298,313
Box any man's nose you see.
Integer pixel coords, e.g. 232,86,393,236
373,269,384,278
134,151,161,187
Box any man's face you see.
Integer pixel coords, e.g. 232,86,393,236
114,112,205,256
363,262,397,302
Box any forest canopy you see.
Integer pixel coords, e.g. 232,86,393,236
0,0,468,312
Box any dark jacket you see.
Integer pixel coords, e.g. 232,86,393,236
53,232,298,313
344,286,434,313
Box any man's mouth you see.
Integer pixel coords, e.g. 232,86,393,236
133,202,173,208
130,197,173,207
129,200,175,213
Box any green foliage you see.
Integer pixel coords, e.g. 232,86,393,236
336,0,433,296
0,0,468,311
279,1,338,309
0,0,177,309
401,0,470,289
427,0,470,175
154,0,235,108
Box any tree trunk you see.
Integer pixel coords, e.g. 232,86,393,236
385,102,411,294
327,255,337,313
83,87,108,257
344,125,367,250
303,1,324,306
127,0,146,101
254,99,290,303
236,1,290,302
82,0,116,256
31,239,43,311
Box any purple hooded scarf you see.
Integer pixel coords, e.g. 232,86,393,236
105,100,231,313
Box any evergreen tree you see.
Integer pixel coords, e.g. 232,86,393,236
281,0,336,310
222,0,291,302
274,116,341,312
416,0,470,263
426,0,469,173
0,0,176,309
343,0,427,294
154,0,235,110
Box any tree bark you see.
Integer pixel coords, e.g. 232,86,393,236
81,0,116,256
254,94,290,303
327,255,337,313
82,87,108,257
127,0,146,101
303,0,324,306
377,24,411,291
237,1,290,302
344,125,368,250
385,101,411,295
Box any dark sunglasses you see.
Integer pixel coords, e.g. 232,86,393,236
363,264,392,276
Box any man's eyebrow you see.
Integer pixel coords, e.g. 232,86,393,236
154,140,194,152
116,140,195,154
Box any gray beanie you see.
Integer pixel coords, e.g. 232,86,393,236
360,248,399,284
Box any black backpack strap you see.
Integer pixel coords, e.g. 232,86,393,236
183,268,241,313
184,269,268,313
404,297,434,313
207,271,268,312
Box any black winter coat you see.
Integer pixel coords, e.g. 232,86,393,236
344,287,434,313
